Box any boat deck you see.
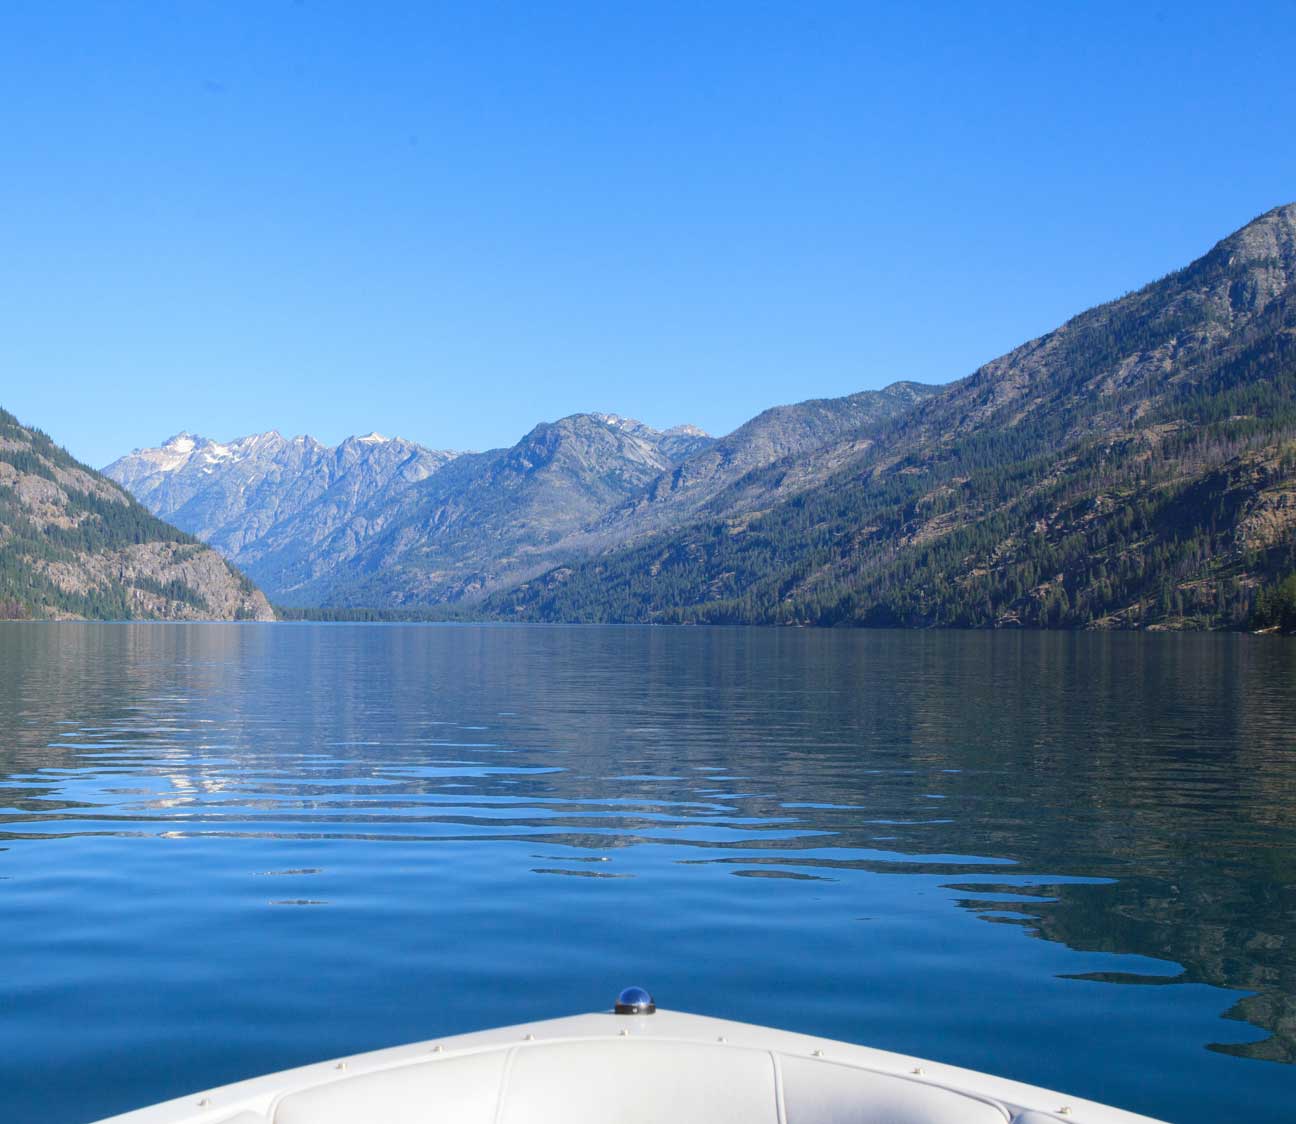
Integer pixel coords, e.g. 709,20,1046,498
94,1009,1166,1124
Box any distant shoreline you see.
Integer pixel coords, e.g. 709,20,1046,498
1,612,1289,636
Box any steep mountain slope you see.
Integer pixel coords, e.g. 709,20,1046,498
104,430,459,600
286,412,716,605
483,204,1296,629
0,409,273,620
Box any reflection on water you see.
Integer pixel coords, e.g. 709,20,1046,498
0,623,1294,1124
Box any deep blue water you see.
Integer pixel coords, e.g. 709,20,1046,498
1,623,1294,1123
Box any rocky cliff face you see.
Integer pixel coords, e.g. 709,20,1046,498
0,409,273,620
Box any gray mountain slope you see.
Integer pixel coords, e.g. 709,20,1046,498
285,412,715,605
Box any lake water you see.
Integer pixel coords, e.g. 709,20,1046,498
0,624,1294,1123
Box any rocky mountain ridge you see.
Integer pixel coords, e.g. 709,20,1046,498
106,429,460,553
591,381,938,539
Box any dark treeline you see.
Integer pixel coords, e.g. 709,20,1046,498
274,605,454,623
1253,573,1296,632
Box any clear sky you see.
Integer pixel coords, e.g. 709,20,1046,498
2,1,1295,467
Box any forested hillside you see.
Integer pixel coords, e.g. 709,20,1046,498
0,410,273,620
482,204,1296,630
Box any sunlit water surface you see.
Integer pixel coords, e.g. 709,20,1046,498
1,624,1294,1123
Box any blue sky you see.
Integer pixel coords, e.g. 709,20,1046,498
2,1,1294,467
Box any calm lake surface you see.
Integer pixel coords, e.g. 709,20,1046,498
1,624,1294,1123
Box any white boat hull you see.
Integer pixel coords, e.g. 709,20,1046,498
92,1008,1166,1124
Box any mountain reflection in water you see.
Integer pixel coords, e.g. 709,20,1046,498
0,623,1293,1124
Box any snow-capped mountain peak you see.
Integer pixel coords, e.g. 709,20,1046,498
162,432,199,454
103,430,462,561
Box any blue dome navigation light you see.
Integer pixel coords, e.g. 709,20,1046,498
614,986,656,1015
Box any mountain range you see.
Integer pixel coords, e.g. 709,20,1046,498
105,386,935,608
483,203,1296,629
70,202,1296,629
